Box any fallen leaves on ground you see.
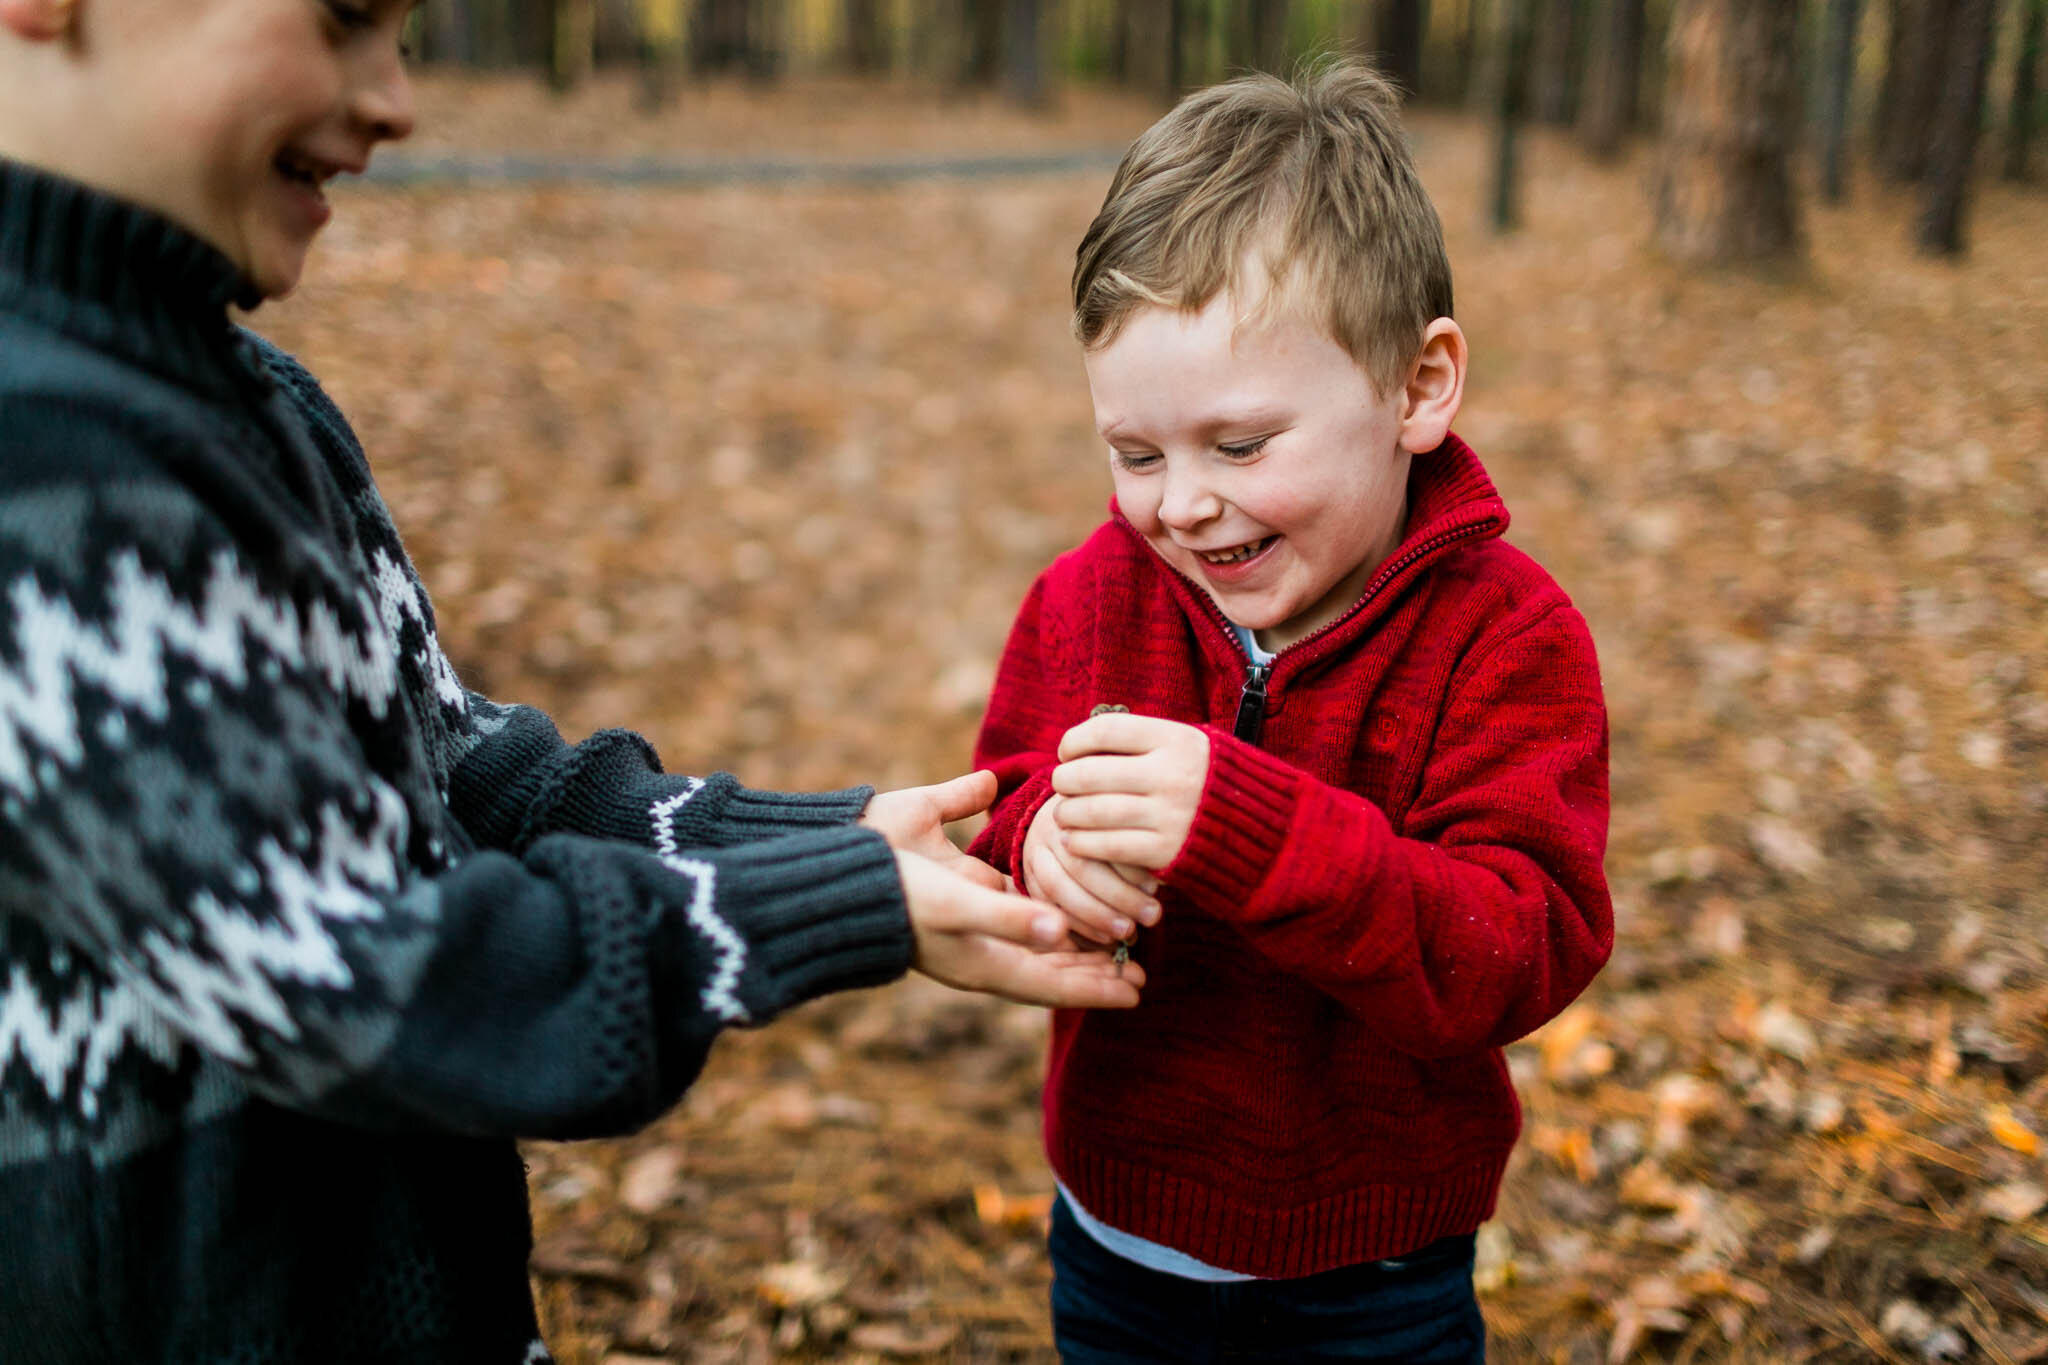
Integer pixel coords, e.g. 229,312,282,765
256,71,2048,1363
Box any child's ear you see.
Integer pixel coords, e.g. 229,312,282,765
1397,318,1467,456
0,0,76,40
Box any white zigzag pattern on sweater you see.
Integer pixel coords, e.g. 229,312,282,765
366,547,467,714
0,548,401,798
650,782,749,1023
134,782,409,1065
0,543,422,1112
0,782,409,1115
0,962,181,1116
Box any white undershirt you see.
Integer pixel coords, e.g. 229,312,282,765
1057,1183,1256,1281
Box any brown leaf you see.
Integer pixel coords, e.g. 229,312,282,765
848,1320,962,1356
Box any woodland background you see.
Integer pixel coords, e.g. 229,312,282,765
253,1,2047,1360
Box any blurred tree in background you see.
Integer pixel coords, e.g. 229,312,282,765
403,0,2043,259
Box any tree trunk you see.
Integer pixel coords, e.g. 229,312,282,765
1004,0,1049,106
693,0,747,71
968,0,1003,85
1452,0,1481,104
1368,0,1428,98
1580,0,1646,158
744,0,782,79
1166,0,1186,98
1916,0,1997,254
842,0,885,72
1815,0,1861,200
1106,0,1175,100
1243,0,1292,73
636,0,690,109
1873,0,1951,181
2007,0,2045,180
1652,0,1803,264
1530,0,1583,124
1491,0,1534,230
548,0,597,91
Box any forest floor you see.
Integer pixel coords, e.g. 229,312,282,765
255,71,2048,1364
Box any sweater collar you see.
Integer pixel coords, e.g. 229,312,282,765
0,157,264,392
1113,431,1510,668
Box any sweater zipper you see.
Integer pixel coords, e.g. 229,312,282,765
1233,660,1272,745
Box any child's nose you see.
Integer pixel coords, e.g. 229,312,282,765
1156,469,1221,530
355,54,417,143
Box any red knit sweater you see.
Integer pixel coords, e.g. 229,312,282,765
970,435,1611,1278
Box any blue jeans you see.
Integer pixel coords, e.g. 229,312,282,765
1049,1198,1487,1363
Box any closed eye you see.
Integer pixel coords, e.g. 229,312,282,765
1219,435,1272,459
1110,449,1161,473
324,0,376,29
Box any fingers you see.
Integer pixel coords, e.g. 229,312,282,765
932,938,1146,1009
943,849,1009,893
1052,792,1157,832
924,769,998,824
1060,827,1176,869
1024,797,1158,940
1024,829,1142,943
1107,861,1161,895
1051,753,1159,797
900,851,1064,948
1057,712,1182,762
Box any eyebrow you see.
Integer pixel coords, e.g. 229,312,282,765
1098,408,1290,442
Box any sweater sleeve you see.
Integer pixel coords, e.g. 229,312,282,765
1164,598,1612,1057
966,572,1070,884
448,697,875,853
0,403,913,1139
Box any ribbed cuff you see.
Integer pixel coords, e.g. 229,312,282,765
715,782,875,837
971,769,1055,888
1164,729,1302,918
709,825,912,1018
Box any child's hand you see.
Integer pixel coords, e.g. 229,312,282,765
1021,796,1161,946
896,850,1145,1007
1052,714,1210,873
862,770,1005,890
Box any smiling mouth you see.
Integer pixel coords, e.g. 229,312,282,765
274,150,334,198
1198,537,1277,566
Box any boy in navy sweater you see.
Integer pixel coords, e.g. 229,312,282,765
0,0,1139,1359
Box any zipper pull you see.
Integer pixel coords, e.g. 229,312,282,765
1233,661,1272,745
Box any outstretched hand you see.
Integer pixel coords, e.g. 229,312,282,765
896,850,1144,1009
863,769,1005,890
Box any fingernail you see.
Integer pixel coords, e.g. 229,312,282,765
1111,917,1132,938
1031,913,1063,942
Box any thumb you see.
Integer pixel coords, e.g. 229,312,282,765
927,769,999,824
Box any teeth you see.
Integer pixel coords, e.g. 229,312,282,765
1201,538,1271,565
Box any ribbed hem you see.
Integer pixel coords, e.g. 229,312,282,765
713,825,912,1017
1164,730,1301,916
1048,1136,1508,1279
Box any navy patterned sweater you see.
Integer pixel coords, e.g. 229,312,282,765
0,158,915,1363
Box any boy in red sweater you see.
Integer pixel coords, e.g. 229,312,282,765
969,61,1612,1361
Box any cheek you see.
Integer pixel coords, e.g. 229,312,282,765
1110,470,1161,527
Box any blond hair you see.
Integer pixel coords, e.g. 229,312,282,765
1072,58,1452,395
